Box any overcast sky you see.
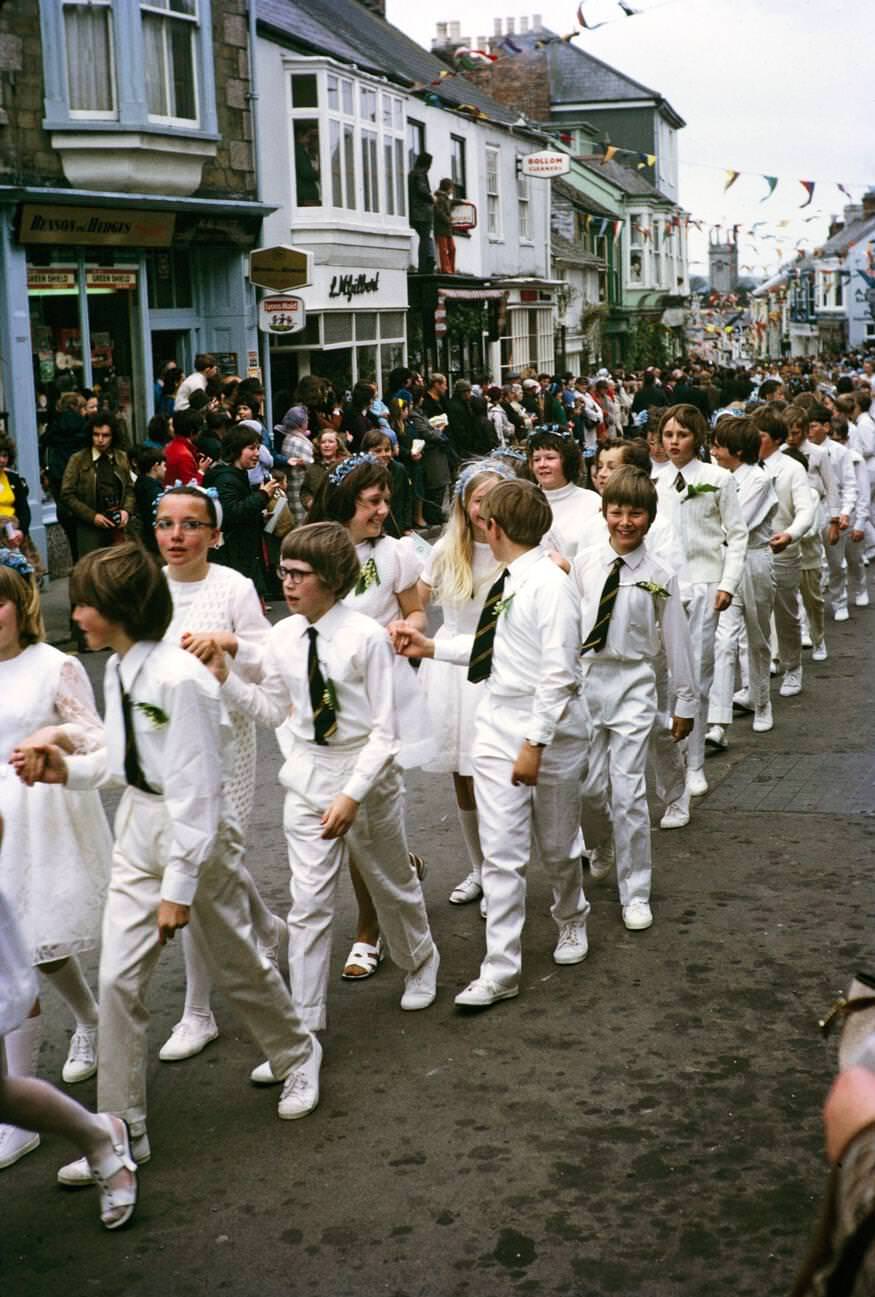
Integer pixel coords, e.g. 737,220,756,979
386,0,875,279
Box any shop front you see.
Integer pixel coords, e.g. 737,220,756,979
267,263,408,405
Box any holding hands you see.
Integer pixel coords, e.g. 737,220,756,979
388,619,434,659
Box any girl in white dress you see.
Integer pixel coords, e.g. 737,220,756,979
309,456,431,980
0,550,111,1170
151,485,284,1064
417,461,516,908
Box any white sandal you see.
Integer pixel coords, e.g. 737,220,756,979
449,872,483,905
341,937,384,980
89,1116,138,1231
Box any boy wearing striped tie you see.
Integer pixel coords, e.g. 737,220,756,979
576,468,696,930
391,480,591,1010
207,522,438,1044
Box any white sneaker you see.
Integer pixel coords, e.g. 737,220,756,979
811,641,828,662
454,978,519,1008
588,842,615,880
479,895,487,919
448,872,482,905
660,798,690,830
250,1059,281,1085
705,725,728,751
158,1013,219,1062
732,689,755,712
623,900,653,931
553,920,589,965
752,703,774,733
400,947,440,1011
686,767,708,797
277,1038,322,1121
62,1026,98,1083
779,668,803,697
57,1132,151,1186
855,591,870,607
0,1124,40,1171
834,606,849,622
801,631,813,649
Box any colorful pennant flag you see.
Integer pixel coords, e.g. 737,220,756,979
454,47,498,69
601,145,618,164
761,176,778,201
597,217,609,238
636,153,656,170
612,219,623,242
799,180,815,208
724,170,740,192
837,183,853,201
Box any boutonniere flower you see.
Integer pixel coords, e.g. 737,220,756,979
683,482,719,501
134,701,169,727
354,556,381,596
494,592,516,618
321,679,339,713
635,580,670,599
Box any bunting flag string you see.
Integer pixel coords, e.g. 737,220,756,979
799,180,816,208
761,176,778,201
723,170,740,192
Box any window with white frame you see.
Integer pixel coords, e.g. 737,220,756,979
652,218,666,288
63,1,117,116
288,66,406,219
628,214,645,286
517,167,531,241
450,135,467,199
141,0,199,124
486,146,501,239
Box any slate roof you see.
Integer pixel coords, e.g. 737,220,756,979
576,156,673,203
552,176,616,219
819,211,875,257
257,0,524,127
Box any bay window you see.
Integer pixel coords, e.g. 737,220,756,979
63,1,116,116
141,0,198,124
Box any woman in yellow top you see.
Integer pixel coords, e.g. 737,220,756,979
0,435,42,577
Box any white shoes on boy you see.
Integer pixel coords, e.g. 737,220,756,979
588,843,615,880
159,1013,219,1062
277,1038,322,1121
553,921,589,965
779,667,803,697
811,641,828,662
62,1026,98,1083
454,978,519,1008
686,768,708,798
623,900,653,931
400,947,440,1011
752,703,774,733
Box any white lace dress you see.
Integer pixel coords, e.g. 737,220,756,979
418,539,500,776
0,643,111,965
344,534,435,769
164,564,270,832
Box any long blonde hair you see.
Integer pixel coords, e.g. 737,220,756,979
430,466,508,605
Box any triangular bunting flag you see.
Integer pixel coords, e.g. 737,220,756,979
799,180,815,207
724,170,740,192
602,145,618,164
612,219,623,242
636,153,656,170
597,218,609,238
760,176,778,201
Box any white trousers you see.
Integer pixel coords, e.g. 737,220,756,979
847,533,867,601
580,661,656,907
472,694,591,989
709,548,775,722
647,652,687,809
822,525,848,613
772,551,802,671
681,582,718,771
98,788,314,1135
281,742,433,1031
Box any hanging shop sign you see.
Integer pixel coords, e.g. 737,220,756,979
27,269,76,290
249,245,313,292
520,151,571,178
19,204,175,247
259,295,307,335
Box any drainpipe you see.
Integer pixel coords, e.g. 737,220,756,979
247,1,273,431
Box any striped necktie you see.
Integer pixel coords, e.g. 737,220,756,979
118,671,158,794
306,626,337,745
581,556,624,654
674,471,686,493
467,568,509,684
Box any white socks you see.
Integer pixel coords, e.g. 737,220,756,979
457,808,483,881
4,1015,41,1079
41,957,98,1030
181,926,215,1022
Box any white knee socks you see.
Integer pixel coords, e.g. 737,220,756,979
181,926,215,1022
457,808,483,881
41,958,98,1030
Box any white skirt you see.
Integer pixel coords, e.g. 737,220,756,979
418,653,484,777
0,892,37,1037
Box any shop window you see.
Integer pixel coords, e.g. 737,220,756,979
356,313,378,341
517,170,531,242
408,118,425,172
63,1,116,116
450,135,467,200
294,120,322,207
357,345,377,383
324,313,353,345
485,146,501,239
379,312,405,339
291,73,319,109
145,250,193,309
141,0,198,123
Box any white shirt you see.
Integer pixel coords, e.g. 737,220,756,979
848,447,870,532
65,641,232,907
222,602,398,804
573,508,680,574
173,371,207,412
784,439,840,517
823,437,858,518
433,547,582,747
849,411,875,473
572,539,697,718
761,451,815,556
732,462,777,547
542,482,602,559
655,457,748,595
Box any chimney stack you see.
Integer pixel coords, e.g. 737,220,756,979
533,13,543,29
519,15,529,31
435,21,448,41
863,189,875,219
493,17,503,35
506,16,516,34
449,19,461,40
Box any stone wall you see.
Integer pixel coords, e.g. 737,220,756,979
452,47,552,124
0,2,65,186
199,0,257,199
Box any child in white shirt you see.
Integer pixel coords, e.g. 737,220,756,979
527,429,600,558
576,468,696,930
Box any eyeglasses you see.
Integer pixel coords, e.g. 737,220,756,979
277,565,315,585
155,519,214,532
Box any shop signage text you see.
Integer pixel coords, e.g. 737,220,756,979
520,151,571,178
19,204,175,247
259,295,306,335
328,271,381,303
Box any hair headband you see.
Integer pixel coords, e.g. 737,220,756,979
155,481,224,529
452,459,517,500
0,547,34,579
327,453,378,488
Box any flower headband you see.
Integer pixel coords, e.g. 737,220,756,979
154,481,224,530
327,453,378,488
0,547,34,579
492,447,527,464
531,424,573,439
453,459,517,500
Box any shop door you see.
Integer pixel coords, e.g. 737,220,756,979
152,330,191,380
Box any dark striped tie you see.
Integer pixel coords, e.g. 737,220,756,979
306,626,337,745
581,556,624,654
674,471,686,493
467,568,509,684
118,672,158,794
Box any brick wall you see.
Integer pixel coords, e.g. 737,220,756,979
0,1,64,186
199,0,257,199
457,47,552,124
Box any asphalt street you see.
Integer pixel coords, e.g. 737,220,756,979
3,572,874,1297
